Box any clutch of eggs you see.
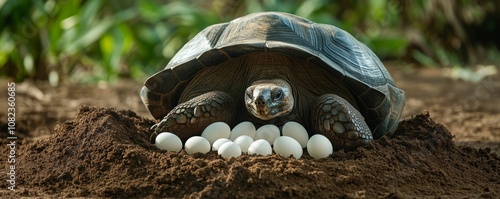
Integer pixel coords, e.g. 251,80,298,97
154,121,334,159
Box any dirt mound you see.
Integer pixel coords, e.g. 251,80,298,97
11,106,500,198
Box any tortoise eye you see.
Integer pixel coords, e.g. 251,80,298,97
274,90,283,100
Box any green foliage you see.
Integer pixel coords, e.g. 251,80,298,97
0,0,223,83
0,0,498,83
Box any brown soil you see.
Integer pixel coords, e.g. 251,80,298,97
7,107,500,198
1,66,499,198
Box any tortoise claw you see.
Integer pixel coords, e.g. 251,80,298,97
149,124,159,144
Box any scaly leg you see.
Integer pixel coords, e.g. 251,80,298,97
150,91,236,143
311,94,373,150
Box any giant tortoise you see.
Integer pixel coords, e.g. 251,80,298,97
141,12,405,150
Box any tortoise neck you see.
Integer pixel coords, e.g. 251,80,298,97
245,53,295,84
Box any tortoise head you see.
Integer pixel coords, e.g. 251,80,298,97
245,79,294,120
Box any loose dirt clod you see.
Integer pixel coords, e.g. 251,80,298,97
11,106,500,198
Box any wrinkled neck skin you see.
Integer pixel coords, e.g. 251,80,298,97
240,53,307,126
245,78,294,121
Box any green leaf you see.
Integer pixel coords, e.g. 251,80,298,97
62,8,135,54
0,33,14,67
80,0,102,26
412,51,436,67
367,36,408,58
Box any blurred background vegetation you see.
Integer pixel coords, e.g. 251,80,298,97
1,0,499,84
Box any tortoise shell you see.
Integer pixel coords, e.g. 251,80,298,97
141,12,405,138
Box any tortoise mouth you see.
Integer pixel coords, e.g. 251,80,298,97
248,104,290,120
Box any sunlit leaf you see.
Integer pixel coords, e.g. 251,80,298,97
99,33,114,68
0,33,14,67
23,53,34,75
369,0,386,22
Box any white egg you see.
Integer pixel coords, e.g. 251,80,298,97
155,132,182,152
201,122,231,145
255,124,280,145
229,121,256,140
212,138,231,151
307,134,333,159
234,135,254,153
273,136,303,159
218,142,241,159
282,121,309,148
184,136,211,155
248,139,272,156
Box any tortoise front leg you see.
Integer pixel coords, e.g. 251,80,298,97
150,91,236,143
311,94,373,150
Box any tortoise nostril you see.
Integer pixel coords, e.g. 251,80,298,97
255,97,265,106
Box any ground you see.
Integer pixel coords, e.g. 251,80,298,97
0,65,499,198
